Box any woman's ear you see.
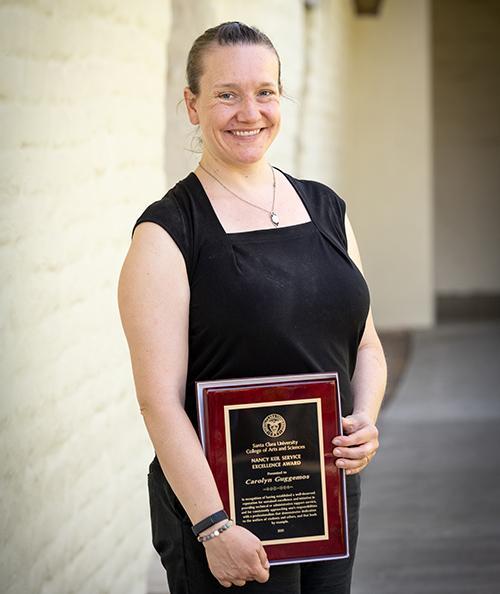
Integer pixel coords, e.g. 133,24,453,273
184,87,200,125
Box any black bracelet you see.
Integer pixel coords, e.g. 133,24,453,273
191,509,229,536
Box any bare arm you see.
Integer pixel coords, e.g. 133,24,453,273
117,222,269,587
332,213,387,474
345,214,387,425
118,222,223,523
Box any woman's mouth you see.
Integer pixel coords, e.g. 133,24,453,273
227,128,263,137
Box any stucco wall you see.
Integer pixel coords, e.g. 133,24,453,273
433,0,500,294
0,2,170,593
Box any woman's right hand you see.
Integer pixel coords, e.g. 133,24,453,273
202,523,270,588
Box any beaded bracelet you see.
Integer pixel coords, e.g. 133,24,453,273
197,520,234,543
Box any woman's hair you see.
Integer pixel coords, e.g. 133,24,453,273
186,21,283,96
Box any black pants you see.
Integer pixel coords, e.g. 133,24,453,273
148,457,361,594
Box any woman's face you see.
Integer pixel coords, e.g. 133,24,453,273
185,43,281,167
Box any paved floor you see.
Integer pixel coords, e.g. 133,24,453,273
352,321,500,594
148,321,500,593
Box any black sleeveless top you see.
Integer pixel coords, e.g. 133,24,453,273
132,167,370,495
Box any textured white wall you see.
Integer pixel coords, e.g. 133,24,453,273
0,2,170,593
433,0,500,294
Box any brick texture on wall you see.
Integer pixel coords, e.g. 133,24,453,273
0,2,171,593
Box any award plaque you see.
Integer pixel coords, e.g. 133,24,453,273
195,371,348,565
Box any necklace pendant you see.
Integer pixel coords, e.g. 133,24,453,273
270,211,280,227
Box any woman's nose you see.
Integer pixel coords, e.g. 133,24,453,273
236,97,260,122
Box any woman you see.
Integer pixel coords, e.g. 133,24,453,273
118,21,386,593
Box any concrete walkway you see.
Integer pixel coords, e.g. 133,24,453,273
352,321,500,594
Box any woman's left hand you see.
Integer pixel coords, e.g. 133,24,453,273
332,413,379,475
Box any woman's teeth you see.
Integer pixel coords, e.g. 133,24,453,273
230,129,261,136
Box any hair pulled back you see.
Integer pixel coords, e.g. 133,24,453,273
186,21,283,96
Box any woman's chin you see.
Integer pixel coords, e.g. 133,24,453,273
221,145,270,166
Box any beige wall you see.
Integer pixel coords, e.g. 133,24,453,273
298,0,354,188
0,2,170,593
433,0,500,295
340,0,434,330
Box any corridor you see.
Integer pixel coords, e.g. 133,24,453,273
353,321,500,594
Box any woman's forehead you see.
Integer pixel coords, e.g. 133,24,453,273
201,44,279,87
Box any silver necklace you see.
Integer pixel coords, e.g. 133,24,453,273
198,162,280,227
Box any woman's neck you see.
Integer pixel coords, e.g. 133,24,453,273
197,155,273,192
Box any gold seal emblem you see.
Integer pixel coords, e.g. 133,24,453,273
262,413,286,438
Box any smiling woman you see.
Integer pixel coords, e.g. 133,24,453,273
183,43,282,168
118,20,386,594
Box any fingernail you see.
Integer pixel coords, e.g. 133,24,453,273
334,449,342,457
333,438,342,446
337,460,345,467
